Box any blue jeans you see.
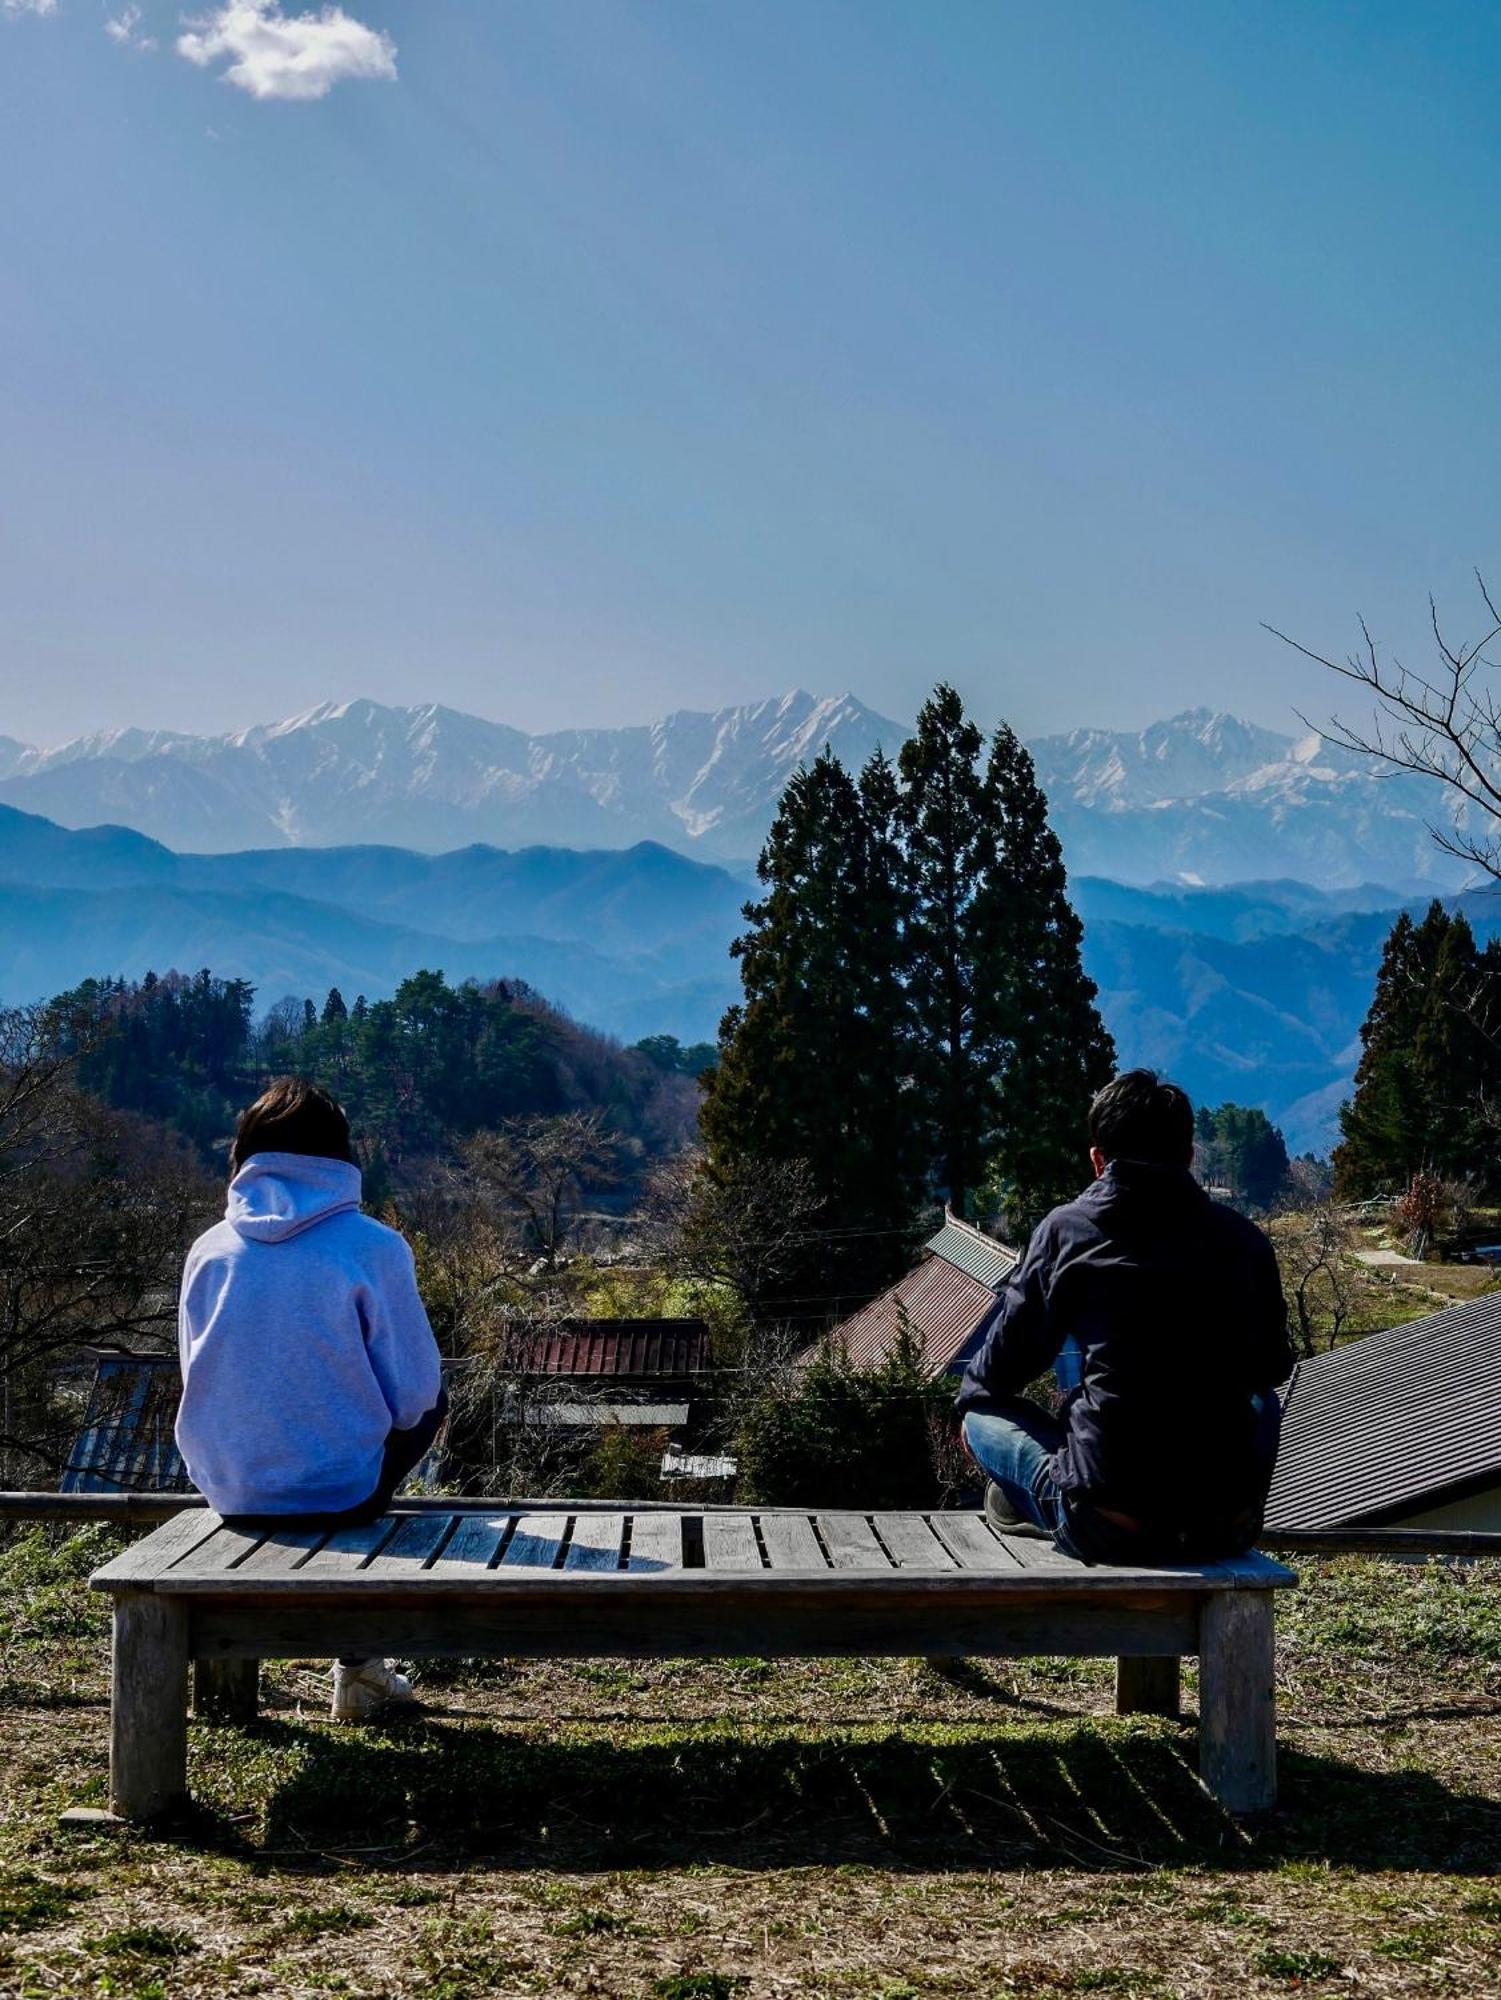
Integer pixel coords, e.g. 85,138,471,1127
961,1392,1282,1564
962,1399,1080,1550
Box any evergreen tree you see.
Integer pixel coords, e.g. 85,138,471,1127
896,684,994,1214
1193,1102,1291,1210
1334,910,1430,1195
976,723,1116,1233
701,749,926,1314
322,987,348,1024
1335,901,1501,1195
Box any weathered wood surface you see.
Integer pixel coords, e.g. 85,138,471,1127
193,1656,258,1723
93,1507,1293,1821
1198,1588,1277,1813
1114,1654,1181,1717
109,1592,189,1820
189,1596,1203,1664
94,1510,1296,1597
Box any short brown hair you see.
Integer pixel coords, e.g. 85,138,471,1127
231,1077,356,1174
1088,1069,1194,1168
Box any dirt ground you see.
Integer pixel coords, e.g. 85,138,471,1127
2,1527,1500,1999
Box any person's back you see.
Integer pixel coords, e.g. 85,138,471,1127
957,1070,1294,1563
178,1151,441,1518
175,1077,445,1721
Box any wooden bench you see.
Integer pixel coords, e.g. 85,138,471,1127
90,1505,1295,1822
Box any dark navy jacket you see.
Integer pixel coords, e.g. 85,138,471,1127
956,1160,1295,1529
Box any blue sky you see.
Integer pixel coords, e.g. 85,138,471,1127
2,0,1499,744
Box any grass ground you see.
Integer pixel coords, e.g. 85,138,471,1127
3,1527,1501,1998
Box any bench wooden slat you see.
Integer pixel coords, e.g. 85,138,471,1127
818,1513,891,1570
427,1513,516,1575
237,1526,328,1575
874,1514,955,1569
179,1525,269,1573
702,1513,764,1572
565,1513,626,1571
928,1512,1022,1571
299,1518,401,1574
999,1531,1085,1571
360,1513,455,1576
93,1507,224,1582
500,1513,569,1570
759,1513,828,1571
627,1513,682,1572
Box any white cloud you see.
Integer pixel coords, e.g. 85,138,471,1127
176,0,395,101
106,4,157,48
3,0,59,19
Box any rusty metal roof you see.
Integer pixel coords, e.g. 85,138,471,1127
831,1256,1002,1378
512,1319,712,1380
1265,1292,1501,1530
821,1216,1014,1379
61,1353,192,1495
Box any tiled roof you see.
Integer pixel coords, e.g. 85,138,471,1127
1265,1292,1501,1530
511,1320,711,1379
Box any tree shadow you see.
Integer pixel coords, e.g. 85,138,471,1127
172,1714,1501,1880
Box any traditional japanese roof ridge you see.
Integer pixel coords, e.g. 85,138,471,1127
1265,1291,1501,1530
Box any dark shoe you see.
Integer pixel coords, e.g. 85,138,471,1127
983,1481,1048,1539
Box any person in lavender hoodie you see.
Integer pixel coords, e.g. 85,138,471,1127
176,1078,447,1722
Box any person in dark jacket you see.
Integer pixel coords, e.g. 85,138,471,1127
956,1069,1294,1564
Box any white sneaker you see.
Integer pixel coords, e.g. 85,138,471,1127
330,1659,420,1723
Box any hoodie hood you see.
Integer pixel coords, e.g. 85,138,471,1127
226,1152,363,1245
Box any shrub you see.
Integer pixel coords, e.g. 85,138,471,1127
733,1315,950,1507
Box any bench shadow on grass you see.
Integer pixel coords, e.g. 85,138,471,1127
177,1714,1501,1879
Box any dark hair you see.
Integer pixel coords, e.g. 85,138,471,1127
1088,1069,1194,1168
230,1076,356,1174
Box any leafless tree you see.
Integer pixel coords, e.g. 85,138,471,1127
1274,1200,1358,1358
0,1006,215,1481
636,1148,826,1322
1268,574,1501,880
464,1113,622,1269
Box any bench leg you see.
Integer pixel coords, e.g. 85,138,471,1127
110,1592,189,1821
1198,1591,1276,1814
194,1658,259,1725
1115,1655,1180,1717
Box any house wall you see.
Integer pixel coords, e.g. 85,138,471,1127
1391,1485,1501,1533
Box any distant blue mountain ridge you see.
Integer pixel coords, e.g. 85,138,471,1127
1,800,1496,1157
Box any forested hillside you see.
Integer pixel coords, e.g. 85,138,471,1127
53,968,700,1178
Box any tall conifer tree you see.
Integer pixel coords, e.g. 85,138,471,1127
976,724,1116,1233
701,749,925,1311
896,685,995,1214
1336,901,1501,1194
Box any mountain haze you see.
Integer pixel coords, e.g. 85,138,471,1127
3,799,1499,1154
0,695,1479,888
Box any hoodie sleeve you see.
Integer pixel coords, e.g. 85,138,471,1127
360,1236,443,1431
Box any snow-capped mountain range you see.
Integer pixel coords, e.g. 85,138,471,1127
0,692,1478,887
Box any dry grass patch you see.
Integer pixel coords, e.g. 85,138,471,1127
2,1527,1500,1996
